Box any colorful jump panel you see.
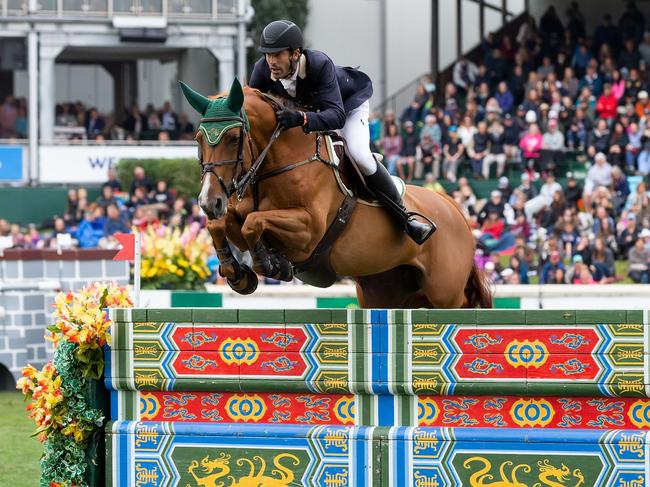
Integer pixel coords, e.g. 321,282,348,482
112,390,650,429
107,422,650,487
105,308,650,486
105,308,650,397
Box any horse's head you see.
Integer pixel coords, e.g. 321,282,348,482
180,78,251,219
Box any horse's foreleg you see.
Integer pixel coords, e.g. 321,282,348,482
206,217,258,295
240,208,313,281
249,240,294,281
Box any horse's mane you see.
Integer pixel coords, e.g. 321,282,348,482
207,87,299,111
248,88,300,110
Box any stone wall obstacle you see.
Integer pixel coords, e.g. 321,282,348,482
0,249,128,387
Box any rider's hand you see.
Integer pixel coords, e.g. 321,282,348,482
275,109,305,130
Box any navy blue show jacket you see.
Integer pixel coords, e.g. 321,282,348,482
248,48,373,132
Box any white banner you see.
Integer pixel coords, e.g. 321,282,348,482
39,145,197,183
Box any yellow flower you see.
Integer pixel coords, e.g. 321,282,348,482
139,224,214,288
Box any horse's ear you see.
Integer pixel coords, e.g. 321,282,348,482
227,78,244,112
179,81,210,115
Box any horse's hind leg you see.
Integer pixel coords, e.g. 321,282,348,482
356,260,467,309
355,265,433,308
418,263,467,308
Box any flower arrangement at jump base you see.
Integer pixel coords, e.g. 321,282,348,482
140,222,213,290
17,282,133,487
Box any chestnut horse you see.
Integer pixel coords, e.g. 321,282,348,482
180,78,491,308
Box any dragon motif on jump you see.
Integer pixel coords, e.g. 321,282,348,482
186,452,300,487
181,331,219,348
549,334,590,350
550,359,589,376
462,457,585,487
464,333,503,350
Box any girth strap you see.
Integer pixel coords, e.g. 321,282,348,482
293,195,357,287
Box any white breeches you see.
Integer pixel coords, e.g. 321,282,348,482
339,100,377,176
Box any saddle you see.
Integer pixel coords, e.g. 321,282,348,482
324,132,406,204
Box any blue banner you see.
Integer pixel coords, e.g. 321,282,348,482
0,146,24,181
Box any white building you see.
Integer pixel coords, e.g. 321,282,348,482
305,0,527,108
0,0,251,184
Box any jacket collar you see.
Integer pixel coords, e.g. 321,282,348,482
297,53,307,79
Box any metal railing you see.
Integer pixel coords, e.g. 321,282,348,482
1,0,238,18
374,0,527,114
374,73,429,115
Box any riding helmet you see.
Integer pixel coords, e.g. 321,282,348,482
259,20,303,53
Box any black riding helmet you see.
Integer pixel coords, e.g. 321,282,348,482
259,20,303,53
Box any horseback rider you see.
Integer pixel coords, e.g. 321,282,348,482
249,20,436,244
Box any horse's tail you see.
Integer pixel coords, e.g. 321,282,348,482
464,262,493,308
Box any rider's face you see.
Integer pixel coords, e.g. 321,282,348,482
265,49,300,79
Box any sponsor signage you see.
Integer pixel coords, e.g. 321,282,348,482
39,145,197,183
0,145,25,181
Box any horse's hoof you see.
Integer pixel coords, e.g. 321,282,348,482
218,263,241,282
227,265,258,295
273,257,294,282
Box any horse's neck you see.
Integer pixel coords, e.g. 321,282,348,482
254,132,342,210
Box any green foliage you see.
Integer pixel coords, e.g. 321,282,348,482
248,0,310,69
41,434,87,487
41,341,104,486
115,158,201,200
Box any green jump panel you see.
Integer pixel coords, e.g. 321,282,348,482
170,291,222,308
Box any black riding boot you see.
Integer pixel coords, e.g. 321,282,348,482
366,163,436,244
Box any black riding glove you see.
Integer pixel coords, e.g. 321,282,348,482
276,109,305,130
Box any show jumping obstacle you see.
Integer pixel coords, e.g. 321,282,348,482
105,308,650,486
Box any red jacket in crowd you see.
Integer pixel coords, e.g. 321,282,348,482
481,219,505,239
596,93,617,120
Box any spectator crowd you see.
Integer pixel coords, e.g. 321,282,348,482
0,95,28,139
0,94,195,142
370,1,650,284
55,100,196,142
0,165,207,251
3,2,650,285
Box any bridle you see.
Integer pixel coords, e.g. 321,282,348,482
197,112,280,200
197,94,337,209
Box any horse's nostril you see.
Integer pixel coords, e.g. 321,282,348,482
214,199,224,215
